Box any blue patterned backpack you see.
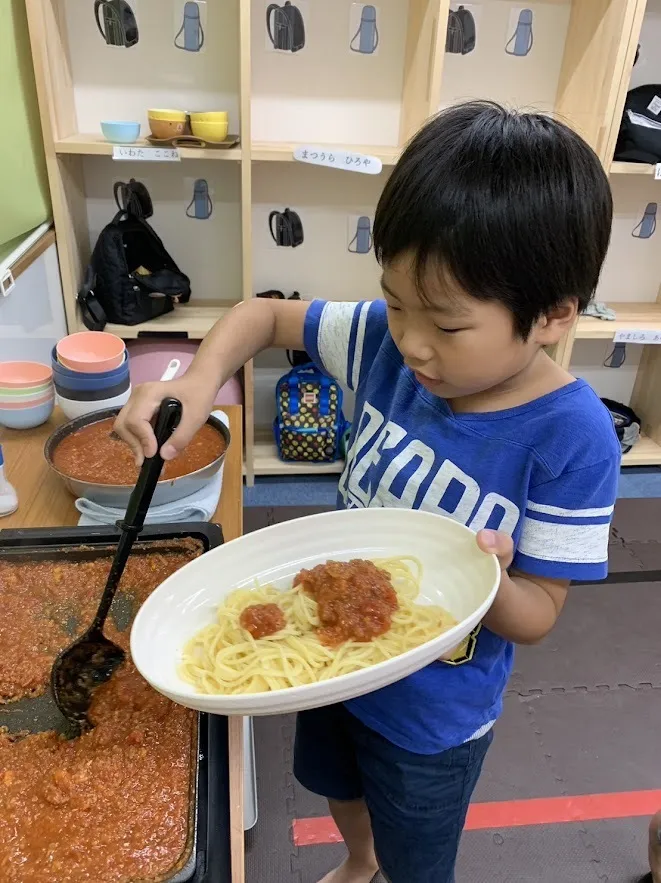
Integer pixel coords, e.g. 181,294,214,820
274,363,349,463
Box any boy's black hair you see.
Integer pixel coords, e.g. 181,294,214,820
373,101,613,338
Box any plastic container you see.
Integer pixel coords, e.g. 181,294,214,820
101,120,141,144
126,340,243,406
0,445,18,517
0,397,54,429
56,331,126,374
54,373,130,401
51,347,128,382
0,361,52,389
57,385,132,420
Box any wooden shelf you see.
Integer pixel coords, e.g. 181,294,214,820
102,302,236,339
576,303,661,340
253,434,345,476
610,161,658,176
54,134,242,161
622,434,661,466
250,141,401,166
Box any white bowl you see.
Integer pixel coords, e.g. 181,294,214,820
56,386,131,421
131,508,500,717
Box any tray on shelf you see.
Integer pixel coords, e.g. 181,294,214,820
0,522,231,883
146,134,240,150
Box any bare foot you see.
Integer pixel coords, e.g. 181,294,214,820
650,811,661,883
318,857,379,883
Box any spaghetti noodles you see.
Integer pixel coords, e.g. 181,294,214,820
179,557,455,695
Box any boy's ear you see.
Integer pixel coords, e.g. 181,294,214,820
533,298,578,345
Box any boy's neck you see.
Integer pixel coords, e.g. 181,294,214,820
450,350,575,414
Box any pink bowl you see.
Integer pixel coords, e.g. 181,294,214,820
0,391,54,409
56,332,126,374
0,361,53,388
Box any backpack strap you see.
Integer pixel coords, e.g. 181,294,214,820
77,265,107,331
288,373,301,415
319,374,331,416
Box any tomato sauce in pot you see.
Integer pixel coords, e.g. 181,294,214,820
52,417,226,486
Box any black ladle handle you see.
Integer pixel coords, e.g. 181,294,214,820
91,398,182,631
121,397,182,534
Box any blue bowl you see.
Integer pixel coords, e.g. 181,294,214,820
54,374,131,401
101,120,141,144
0,398,54,429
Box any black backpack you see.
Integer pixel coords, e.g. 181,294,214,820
446,6,475,55
269,208,304,247
615,84,661,164
78,179,191,331
266,2,305,52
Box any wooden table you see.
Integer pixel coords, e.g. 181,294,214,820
0,404,246,883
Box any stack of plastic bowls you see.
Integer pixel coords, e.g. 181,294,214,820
0,362,55,429
53,332,131,421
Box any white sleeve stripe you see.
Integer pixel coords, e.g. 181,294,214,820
526,501,614,518
351,302,371,391
317,302,357,384
518,518,609,564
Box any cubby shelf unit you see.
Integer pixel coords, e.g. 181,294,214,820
25,0,661,484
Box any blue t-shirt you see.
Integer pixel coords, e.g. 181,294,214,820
304,299,620,754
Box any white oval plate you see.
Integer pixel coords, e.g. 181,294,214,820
130,508,500,716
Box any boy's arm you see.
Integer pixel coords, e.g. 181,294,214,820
115,298,310,463
473,453,620,645
477,530,568,644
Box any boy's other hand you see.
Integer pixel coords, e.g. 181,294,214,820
476,529,514,572
439,529,514,661
114,378,216,467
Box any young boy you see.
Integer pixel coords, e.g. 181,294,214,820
116,101,621,883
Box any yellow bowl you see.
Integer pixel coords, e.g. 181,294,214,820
147,108,187,122
190,119,229,142
189,111,228,122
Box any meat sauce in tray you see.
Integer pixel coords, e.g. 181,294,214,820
0,524,230,883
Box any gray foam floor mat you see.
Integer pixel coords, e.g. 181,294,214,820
242,504,661,883
511,580,661,695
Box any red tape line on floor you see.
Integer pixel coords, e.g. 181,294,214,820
292,789,661,846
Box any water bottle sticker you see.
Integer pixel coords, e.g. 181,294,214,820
174,0,207,54
349,4,379,56
505,7,534,58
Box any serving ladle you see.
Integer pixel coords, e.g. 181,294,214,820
51,397,182,734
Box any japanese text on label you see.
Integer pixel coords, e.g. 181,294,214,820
293,146,383,175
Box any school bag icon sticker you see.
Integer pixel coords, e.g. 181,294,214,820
348,216,373,254
445,5,475,55
269,208,304,247
266,1,305,52
95,0,139,48
186,179,212,220
350,4,379,55
632,202,657,239
175,0,205,52
505,8,533,57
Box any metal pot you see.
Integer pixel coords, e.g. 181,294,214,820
44,408,230,508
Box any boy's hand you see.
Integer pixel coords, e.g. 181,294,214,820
439,528,567,656
475,529,514,571
114,377,217,466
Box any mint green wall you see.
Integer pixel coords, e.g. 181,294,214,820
0,0,51,252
